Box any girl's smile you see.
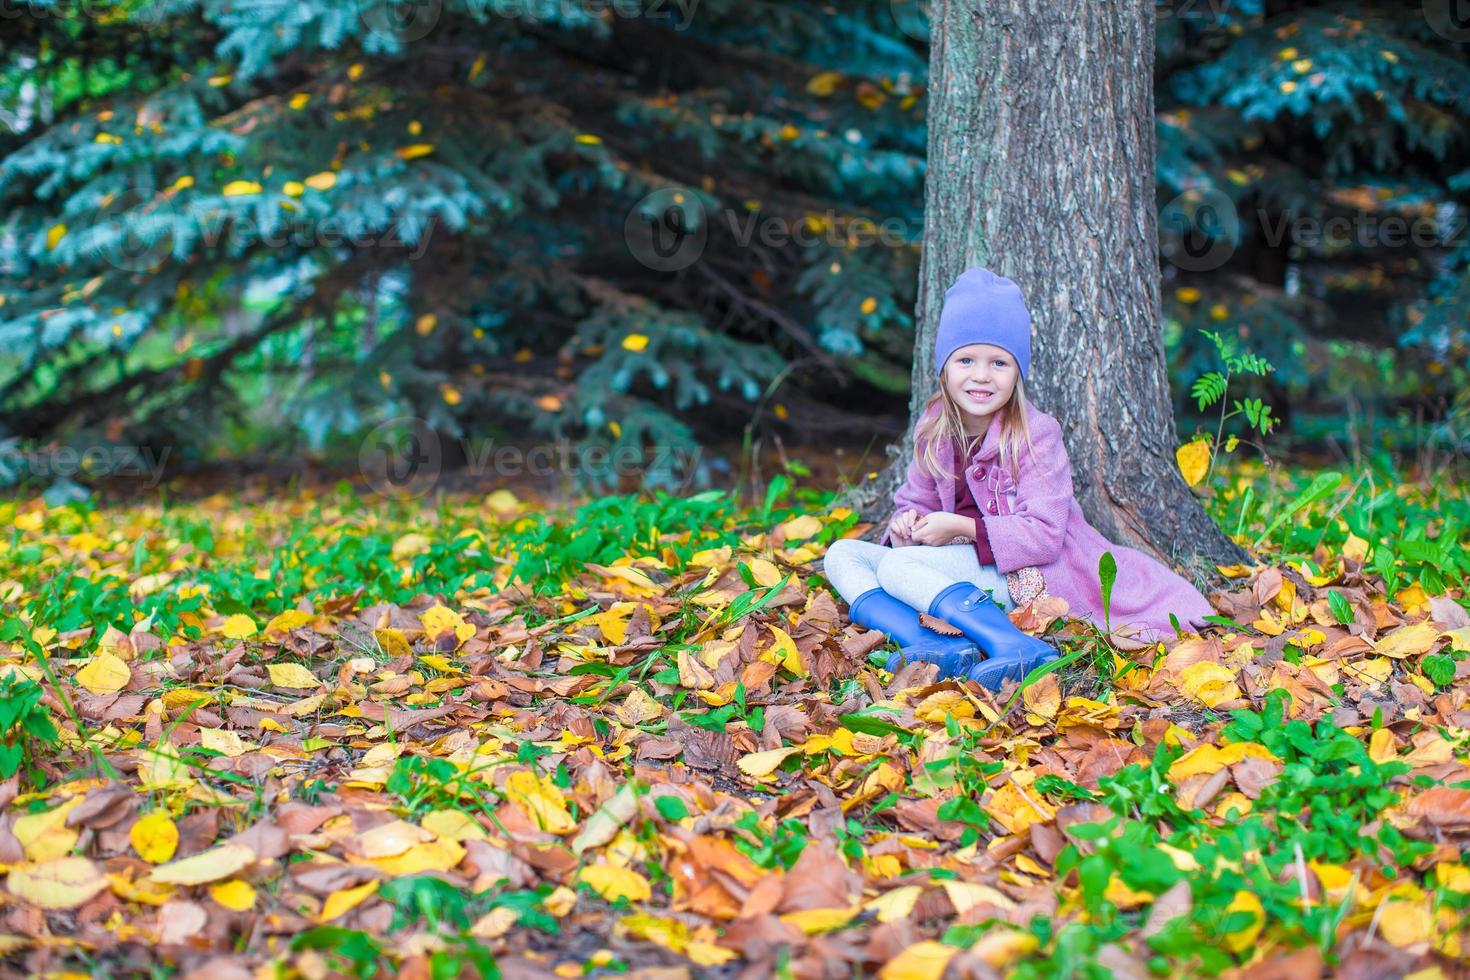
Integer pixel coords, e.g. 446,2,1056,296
942,342,1019,432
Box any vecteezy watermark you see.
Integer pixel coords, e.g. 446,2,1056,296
624,189,918,271
357,0,443,44
889,0,928,41
0,441,171,488
0,0,170,27
1156,0,1234,20
81,188,180,274
1257,207,1465,251
1160,191,1466,273
354,0,700,42
359,417,444,499
1423,0,1470,41
1159,188,1241,273
357,416,704,498
78,191,434,273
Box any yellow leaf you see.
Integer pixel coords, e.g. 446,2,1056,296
1176,286,1201,304
320,880,379,922
688,941,739,966
485,489,520,514
621,333,649,352
304,171,337,191
1176,439,1211,487
736,746,800,778
1022,671,1062,722
47,224,67,249
941,880,1016,915
747,558,783,587
1369,728,1398,764
503,770,577,834
395,143,436,160
574,134,602,145
576,863,652,903
76,652,131,695
878,941,957,980
199,729,251,757
860,296,878,315
220,614,257,639
288,92,311,109
264,609,313,634
1343,657,1391,686
1375,621,1439,659
420,604,467,641
267,662,321,689
209,879,256,911
392,532,433,560
149,843,255,885
221,180,262,197
6,857,108,910
983,778,1056,835
1167,741,1278,781
863,886,922,923
420,809,487,841
367,837,465,875
1379,900,1433,947
1178,661,1241,707
778,514,822,542
971,928,1041,969
767,625,803,675
14,804,80,862
130,812,179,864
806,71,842,96
282,180,305,197
780,906,857,934
1221,890,1264,953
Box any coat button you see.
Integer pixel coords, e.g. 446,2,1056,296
977,466,987,477
987,500,998,513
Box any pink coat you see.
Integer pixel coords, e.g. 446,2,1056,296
879,401,1216,643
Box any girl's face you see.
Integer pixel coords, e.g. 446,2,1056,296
942,343,1019,428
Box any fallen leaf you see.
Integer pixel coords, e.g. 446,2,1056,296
6,857,108,909
150,843,255,885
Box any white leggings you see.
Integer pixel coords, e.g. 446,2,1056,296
823,539,1014,615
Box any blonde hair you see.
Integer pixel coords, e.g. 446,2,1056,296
914,369,1038,482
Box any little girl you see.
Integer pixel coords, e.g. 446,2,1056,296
825,266,1217,690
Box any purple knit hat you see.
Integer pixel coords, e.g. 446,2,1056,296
933,267,1033,380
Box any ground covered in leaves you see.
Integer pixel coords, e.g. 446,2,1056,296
1,463,1469,979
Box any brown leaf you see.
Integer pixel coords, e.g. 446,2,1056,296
1407,786,1470,830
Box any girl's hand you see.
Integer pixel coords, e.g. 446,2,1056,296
911,511,969,546
888,508,919,544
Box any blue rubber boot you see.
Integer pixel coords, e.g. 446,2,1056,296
847,587,978,678
927,582,1058,690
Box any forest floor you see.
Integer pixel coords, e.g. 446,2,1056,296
0,458,1467,979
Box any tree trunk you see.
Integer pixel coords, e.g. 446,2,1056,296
839,0,1248,587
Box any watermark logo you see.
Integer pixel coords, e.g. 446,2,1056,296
358,0,443,44
1423,0,1470,41
358,416,443,499
889,0,929,41
624,189,709,272
623,190,919,272
0,440,171,488
81,188,180,274
1159,188,1239,272
355,416,705,497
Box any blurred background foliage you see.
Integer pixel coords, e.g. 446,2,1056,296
0,0,1467,494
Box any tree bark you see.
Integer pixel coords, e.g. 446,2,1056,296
839,0,1249,587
